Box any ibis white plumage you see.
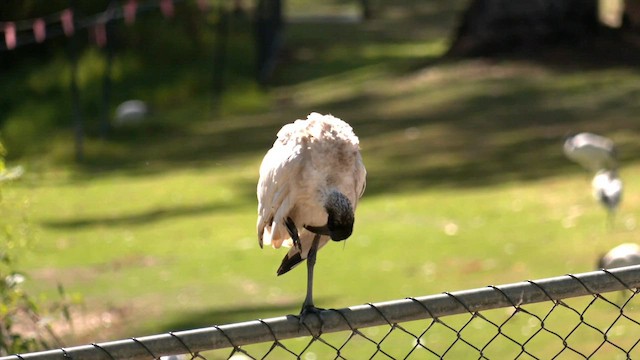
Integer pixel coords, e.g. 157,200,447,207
563,132,617,172
257,112,366,315
597,243,640,269
592,169,623,222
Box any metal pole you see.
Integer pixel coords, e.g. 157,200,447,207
3,265,639,360
100,7,115,139
211,0,228,111
69,0,83,162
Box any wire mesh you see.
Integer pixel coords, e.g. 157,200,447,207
2,265,639,360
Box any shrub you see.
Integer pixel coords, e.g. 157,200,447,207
0,141,69,356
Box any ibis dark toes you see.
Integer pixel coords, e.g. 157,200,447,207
299,305,326,328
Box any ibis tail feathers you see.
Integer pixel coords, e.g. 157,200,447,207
277,252,304,276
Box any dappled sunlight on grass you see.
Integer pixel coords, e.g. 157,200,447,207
276,59,640,193
360,40,448,60
3,0,640,347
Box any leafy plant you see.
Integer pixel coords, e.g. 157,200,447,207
0,141,70,356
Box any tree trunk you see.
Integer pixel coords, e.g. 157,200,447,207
254,0,284,85
448,0,600,56
623,0,640,28
360,0,373,20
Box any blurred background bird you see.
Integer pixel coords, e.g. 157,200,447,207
597,243,640,269
596,242,640,303
563,132,623,227
592,169,623,227
113,99,149,128
257,112,366,317
563,132,618,173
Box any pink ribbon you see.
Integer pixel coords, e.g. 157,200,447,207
93,22,107,47
160,0,175,18
61,9,74,36
4,22,16,50
33,18,46,43
124,0,138,25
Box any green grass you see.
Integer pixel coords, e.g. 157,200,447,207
2,0,640,358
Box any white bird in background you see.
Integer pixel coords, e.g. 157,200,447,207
563,132,618,173
114,99,149,127
257,112,367,316
592,169,623,224
597,243,640,269
563,132,623,226
596,242,640,303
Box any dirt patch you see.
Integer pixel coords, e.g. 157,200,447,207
23,255,164,345
54,305,134,345
31,255,161,284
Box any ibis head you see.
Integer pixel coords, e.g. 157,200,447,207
304,190,355,241
326,191,355,241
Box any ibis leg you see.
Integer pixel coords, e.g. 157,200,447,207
301,234,321,314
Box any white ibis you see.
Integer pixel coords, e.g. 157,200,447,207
563,132,617,173
257,112,366,316
114,100,148,127
597,243,640,303
597,243,640,269
592,169,623,225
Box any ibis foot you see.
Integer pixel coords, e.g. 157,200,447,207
298,305,326,331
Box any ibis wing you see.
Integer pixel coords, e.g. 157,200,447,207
257,143,305,248
277,232,330,275
277,250,303,276
348,152,367,209
354,153,367,206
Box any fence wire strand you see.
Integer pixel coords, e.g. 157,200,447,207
2,265,639,360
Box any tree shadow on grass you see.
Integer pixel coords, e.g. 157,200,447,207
40,202,242,229
51,0,640,201
73,56,640,202
76,117,281,173
68,1,469,177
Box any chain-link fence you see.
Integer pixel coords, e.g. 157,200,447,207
2,265,639,360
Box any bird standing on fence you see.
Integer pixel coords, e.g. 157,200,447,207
257,112,366,316
563,132,618,173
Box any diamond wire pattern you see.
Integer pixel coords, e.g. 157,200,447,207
230,288,639,360
218,288,636,360
3,270,640,360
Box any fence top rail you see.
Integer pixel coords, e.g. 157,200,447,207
3,265,639,360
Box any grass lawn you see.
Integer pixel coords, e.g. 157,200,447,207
2,0,640,358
